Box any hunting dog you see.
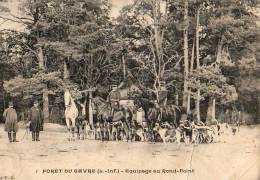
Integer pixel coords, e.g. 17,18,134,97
76,117,87,140
110,122,121,141
95,122,102,140
175,127,182,144
85,122,95,139
130,120,146,142
191,128,200,145
153,122,174,143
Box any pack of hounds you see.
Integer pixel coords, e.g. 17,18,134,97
75,117,239,145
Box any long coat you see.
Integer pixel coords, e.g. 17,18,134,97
3,107,18,132
29,106,43,132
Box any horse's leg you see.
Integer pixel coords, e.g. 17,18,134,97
71,118,76,141
114,130,117,141
110,127,113,141
65,117,71,141
105,125,108,141
82,123,86,140
142,131,145,142
108,125,111,141
79,125,83,140
130,131,135,142
127,129,130,142
79,126,82,140
126,123,130,142
130,129,134,142
76,125,80,140
122,122,128,142
109,124,113,141
94,127,97,140
100,129,103,141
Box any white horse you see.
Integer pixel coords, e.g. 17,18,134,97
64,89,79,141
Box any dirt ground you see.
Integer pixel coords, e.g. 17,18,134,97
0,124,259,180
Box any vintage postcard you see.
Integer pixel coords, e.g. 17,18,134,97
0,0,259,180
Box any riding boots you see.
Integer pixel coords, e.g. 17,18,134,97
36,132,40,141
13,132,18,142
32,132,36,141
8,132,12,142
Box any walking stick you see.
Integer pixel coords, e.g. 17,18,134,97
21,122,30,141
21,127,29,141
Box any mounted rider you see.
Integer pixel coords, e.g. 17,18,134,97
106,86,133,141
75,99,87,139
109,85,121,114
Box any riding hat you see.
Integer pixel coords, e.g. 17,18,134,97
8,101,14,107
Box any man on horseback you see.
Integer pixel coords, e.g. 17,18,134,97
64,89,79,141
91,93,133,142
75,100,87,140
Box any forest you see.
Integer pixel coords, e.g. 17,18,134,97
0,0,259,125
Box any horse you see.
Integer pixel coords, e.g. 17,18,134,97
64,89,79,141
91,96,133,141
134,97,181,142
75,100,88,140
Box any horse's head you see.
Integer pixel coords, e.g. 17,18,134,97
91,96,100,107
64,89,72,107
91,96,108,110
134,97,153,111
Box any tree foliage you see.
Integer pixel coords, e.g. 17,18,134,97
0,0,259,122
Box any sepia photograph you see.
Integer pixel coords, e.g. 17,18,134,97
0,0,259,180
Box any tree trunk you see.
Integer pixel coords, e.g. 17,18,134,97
89,92,94,127
43,87,49,123
175,94,179,106
196,89,200,121
38,46,44,70
182,0,189,109
152,0,163,104
122,54,126,79
241,104,245,124
187,90,191,113
256,96,260,124
0,70,5,112
37,45,49,123
190,37,195,72
64,57,70,80
153,0,161,59
187,37,196,113
206,97,215,124
216,36,224,63
195,7,201,122
212,98,216,120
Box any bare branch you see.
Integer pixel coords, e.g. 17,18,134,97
7,12,33,22
0,15,25,24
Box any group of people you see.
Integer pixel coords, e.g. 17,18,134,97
2,98,240,144
2,100,43,143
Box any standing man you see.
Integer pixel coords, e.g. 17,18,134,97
3,101,18,143
28,100,43,141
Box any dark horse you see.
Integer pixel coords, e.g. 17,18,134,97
134,97,181,141
91,96,133,141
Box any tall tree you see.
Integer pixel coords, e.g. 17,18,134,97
182,0,189,110
195,4,201,122
117,0,182,103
